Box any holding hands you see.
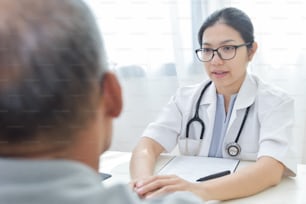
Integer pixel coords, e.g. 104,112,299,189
132,175,202,199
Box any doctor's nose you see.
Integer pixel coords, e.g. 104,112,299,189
210,51,224,65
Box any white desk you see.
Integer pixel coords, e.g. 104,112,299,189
99,151,306,203
99,151,173,186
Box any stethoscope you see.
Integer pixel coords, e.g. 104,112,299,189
185,81,250,157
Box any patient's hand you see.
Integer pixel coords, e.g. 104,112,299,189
133,174,197,199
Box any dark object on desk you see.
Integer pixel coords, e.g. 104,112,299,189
99,172,112,181
196,170,231,182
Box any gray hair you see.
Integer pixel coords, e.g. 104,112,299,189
0,0,108,146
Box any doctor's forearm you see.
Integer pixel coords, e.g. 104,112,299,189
130,150,156,180
130,138,164,180
193,156,284,201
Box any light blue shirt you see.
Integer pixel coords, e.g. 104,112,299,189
208,93,237,157
0,159,205,204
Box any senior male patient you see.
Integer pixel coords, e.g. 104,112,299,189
0,0,206,204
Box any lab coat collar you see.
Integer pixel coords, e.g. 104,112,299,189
199,80,216,105
235,73,257,110
199,74,257,109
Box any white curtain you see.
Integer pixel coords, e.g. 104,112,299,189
84,0,207,151
85,0,306,163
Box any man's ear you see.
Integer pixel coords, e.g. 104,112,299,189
101,72,122,117
248,42,258,61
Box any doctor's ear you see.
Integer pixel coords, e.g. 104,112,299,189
247,42,258,61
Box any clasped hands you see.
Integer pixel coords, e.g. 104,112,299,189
131,174,200,199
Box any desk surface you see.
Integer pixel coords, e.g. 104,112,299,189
99,151,306,204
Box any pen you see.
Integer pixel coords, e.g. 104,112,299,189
196,170,231,182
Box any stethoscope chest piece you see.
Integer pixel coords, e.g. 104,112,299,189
226,142,241,157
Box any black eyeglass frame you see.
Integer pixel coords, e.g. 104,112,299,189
195,42,252,62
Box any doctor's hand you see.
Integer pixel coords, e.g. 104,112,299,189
133,175,201,199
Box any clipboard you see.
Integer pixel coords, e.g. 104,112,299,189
158,155,240,182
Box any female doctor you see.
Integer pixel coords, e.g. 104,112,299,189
129,7,296,201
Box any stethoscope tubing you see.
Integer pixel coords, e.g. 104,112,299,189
186,81,212,140
235,106,250,143
185,81,252,157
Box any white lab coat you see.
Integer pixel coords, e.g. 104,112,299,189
143,73,296,176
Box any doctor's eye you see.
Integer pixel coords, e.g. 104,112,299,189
220,45,236,53
202,48,213,54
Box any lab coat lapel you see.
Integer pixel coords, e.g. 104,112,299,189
226,74,257,138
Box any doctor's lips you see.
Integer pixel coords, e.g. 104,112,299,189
212,71,229,78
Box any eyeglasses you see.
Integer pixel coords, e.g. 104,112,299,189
195,42,252,62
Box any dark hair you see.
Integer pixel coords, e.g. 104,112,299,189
198,7,254,48
0,0,107,146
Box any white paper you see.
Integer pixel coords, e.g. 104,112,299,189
158,156,239,182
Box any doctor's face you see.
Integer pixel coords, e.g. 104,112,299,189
201,23,256,94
